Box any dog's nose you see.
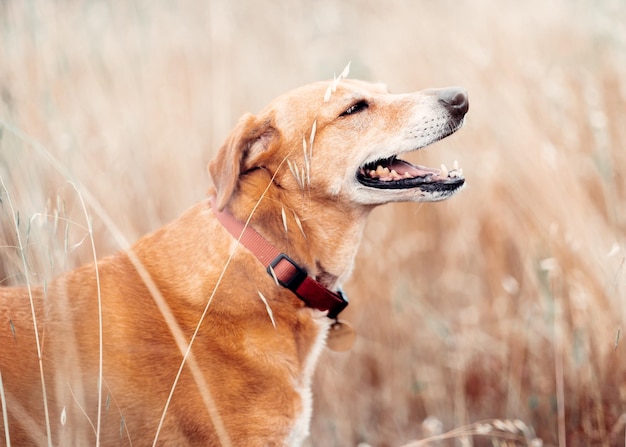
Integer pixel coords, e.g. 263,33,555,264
438,87,469,116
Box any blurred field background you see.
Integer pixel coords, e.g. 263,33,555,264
1,0,626,446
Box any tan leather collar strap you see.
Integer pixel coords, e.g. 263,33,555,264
209,197,349,319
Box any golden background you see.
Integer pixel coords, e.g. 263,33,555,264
1,1,625,445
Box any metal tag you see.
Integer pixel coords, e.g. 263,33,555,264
326,319,356,352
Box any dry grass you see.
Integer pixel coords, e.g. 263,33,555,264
1,0,626,446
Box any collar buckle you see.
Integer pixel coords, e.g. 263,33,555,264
267,253,307,293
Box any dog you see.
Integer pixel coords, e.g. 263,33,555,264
0,77,468,446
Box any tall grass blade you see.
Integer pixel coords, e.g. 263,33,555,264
0,371,10,447
70,182,104,447
0,176,52,447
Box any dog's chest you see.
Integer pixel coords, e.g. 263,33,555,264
285,311,331,446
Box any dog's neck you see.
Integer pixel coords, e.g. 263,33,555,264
226,179,371,291
313,263,340,290
210,195,349,318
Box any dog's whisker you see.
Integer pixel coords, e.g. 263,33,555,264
257,291,276,329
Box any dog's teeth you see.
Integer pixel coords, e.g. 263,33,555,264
440,163,449,179
376,165,385,175
448,166,464,179
390,169,400,180
403,172,413,179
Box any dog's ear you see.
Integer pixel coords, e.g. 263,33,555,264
208,113,277,211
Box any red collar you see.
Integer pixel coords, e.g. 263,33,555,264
209,197,349,319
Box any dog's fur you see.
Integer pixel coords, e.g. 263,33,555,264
0,79,467,446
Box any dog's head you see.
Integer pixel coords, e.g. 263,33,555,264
209,79,468,211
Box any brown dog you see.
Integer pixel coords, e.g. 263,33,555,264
0,77,468,446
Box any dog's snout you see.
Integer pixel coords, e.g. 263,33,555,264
438,87,469,116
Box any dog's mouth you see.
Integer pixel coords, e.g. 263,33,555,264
357,157,464,192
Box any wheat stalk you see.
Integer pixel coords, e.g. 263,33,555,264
0,371,10,447
293,211,306,239
0,175,53,447
281,206,288,234
324,61,351,102
287,159,304,190
257,291,277,329
402,418,542,447
69,181,104,446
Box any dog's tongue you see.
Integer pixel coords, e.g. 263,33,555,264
389,159,439,178
360,158,462,183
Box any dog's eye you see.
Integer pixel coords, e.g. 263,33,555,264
340,100,369,117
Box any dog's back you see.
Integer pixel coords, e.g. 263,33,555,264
0,202,321,446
